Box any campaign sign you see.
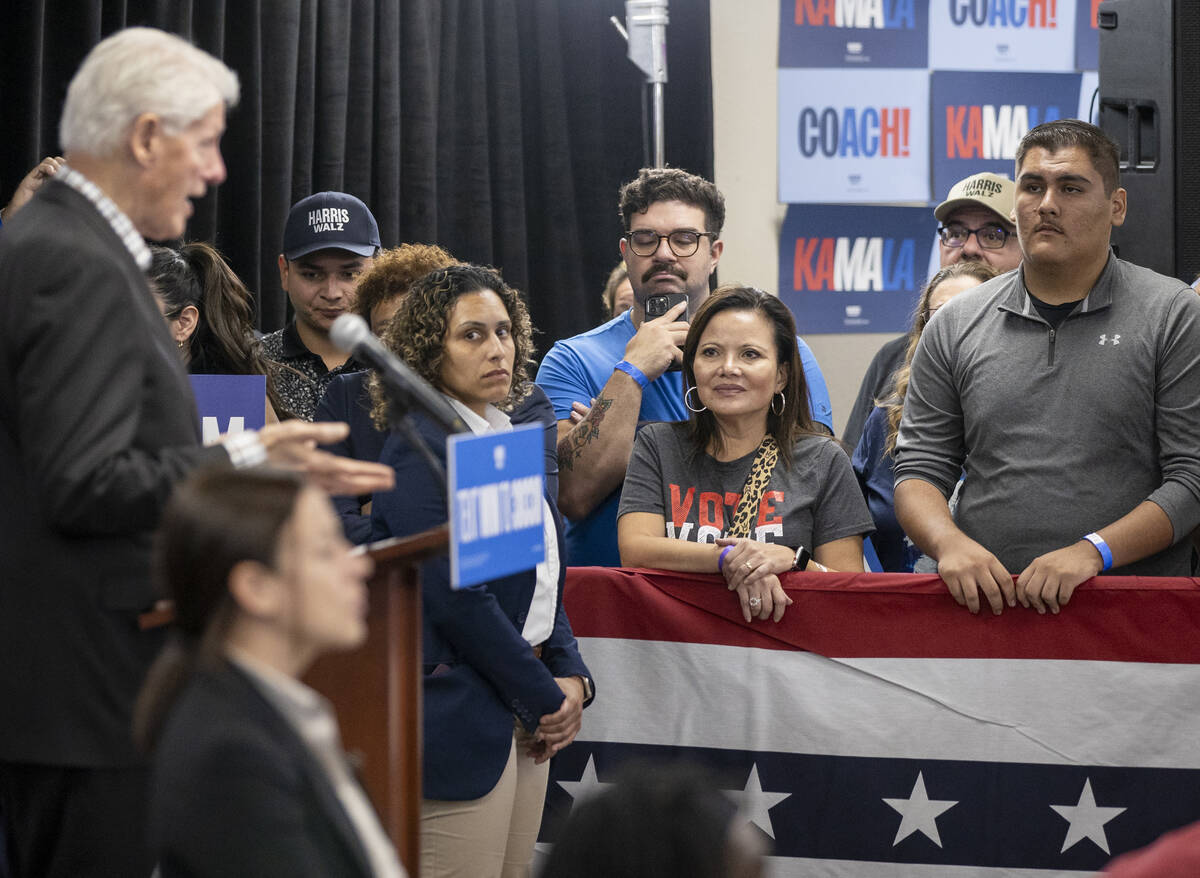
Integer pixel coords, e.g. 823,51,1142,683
1075,0,1099,71
447,423,545,590
190,374,267,444
778,204,937,334
778,0,929,68
931,70,1082,199
779,68,929,204
929,0,1079,71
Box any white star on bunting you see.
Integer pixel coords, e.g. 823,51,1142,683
1051,778,1126,854
883,771,958,848
726,763,792,839
556,754,615,808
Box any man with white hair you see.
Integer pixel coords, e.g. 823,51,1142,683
0,28,391,876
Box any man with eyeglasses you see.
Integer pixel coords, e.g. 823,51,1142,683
843,172,1020,450
894,119,1200,616
536,167,833,567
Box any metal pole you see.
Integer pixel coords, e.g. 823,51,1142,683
652,82,665,168
620,1,669,167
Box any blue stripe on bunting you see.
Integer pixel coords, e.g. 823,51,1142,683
541,742,1200,872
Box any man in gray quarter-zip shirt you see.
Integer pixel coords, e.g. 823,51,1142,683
894,119,1200,617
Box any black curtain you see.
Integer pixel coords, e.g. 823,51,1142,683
1,0,713,352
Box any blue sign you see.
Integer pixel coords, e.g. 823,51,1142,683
930,0,1079,71
190,374,267,444
778,0,928,68
779,68,929,204
778,204,937,334
1074,0,1099,70
931,70,1082,200
447,423,545,589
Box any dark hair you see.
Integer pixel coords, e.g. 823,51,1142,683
883,262,998,454
353,243,456,330
682,285,815,467
601,261,630,317
1016,119,1121,195
368,263,534,429
619,167,726,236
148,242,289,417
134,468,305,751
540,762,757,878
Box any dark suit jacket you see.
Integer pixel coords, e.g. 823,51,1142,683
317,373,561,544
150,662,374,878
370,410,591,801
0,179,227,765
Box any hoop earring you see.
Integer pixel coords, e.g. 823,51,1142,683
770,391,785,416
684,386,707,413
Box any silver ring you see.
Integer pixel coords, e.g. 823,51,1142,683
744,561,754,571
748,596,762,610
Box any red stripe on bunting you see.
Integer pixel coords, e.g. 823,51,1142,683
563,568,1200,663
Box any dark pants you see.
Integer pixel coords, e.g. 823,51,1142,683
0,762,152,878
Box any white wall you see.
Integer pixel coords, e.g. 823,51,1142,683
710,0,899,438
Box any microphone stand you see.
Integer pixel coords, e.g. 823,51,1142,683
383,385,447,491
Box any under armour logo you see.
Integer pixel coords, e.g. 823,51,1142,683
1099,334,1121,345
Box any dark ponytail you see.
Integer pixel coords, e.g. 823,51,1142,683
148,242,291,419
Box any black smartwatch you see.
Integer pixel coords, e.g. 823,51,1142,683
576,675,594,704
791,545,812,571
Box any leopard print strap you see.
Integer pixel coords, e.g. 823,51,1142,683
728,435,779,539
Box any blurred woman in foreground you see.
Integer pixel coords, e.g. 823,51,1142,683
618,286,872,623
136,468,405,877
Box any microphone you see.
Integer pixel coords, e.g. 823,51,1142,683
330,314,468,435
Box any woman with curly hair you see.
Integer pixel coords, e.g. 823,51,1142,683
315,244,562,544
851,261,998,572
368,264,593,878
314,243,456,542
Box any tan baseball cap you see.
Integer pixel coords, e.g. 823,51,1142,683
934,172,1016,226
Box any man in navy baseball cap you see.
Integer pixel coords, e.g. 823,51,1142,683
261,191,382,418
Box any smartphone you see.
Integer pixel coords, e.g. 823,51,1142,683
645,292,688,320
645,293,687,372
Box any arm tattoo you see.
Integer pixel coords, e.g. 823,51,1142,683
558,395,613,472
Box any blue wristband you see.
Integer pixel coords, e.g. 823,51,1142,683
614,359,650,390
1082,532,1113,572
717,545,734,572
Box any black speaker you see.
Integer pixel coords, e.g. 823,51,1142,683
1098,0,1200,282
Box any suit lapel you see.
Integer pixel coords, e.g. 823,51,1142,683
221,665,376,878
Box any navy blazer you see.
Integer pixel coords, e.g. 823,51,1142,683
370,407,591,801
314,371,387,544
318,373,561,544
150,662,375,878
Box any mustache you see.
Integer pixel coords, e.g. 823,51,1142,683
642,263,686,284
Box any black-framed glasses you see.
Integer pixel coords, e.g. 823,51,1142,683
937,222,1011,250
625,228,717,258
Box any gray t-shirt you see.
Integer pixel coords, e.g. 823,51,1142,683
619,422,873,551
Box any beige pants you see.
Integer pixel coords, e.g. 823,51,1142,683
420,726,549,878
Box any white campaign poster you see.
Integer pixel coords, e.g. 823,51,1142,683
778,68,929,204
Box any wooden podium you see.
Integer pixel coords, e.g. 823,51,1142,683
304,525,447,878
